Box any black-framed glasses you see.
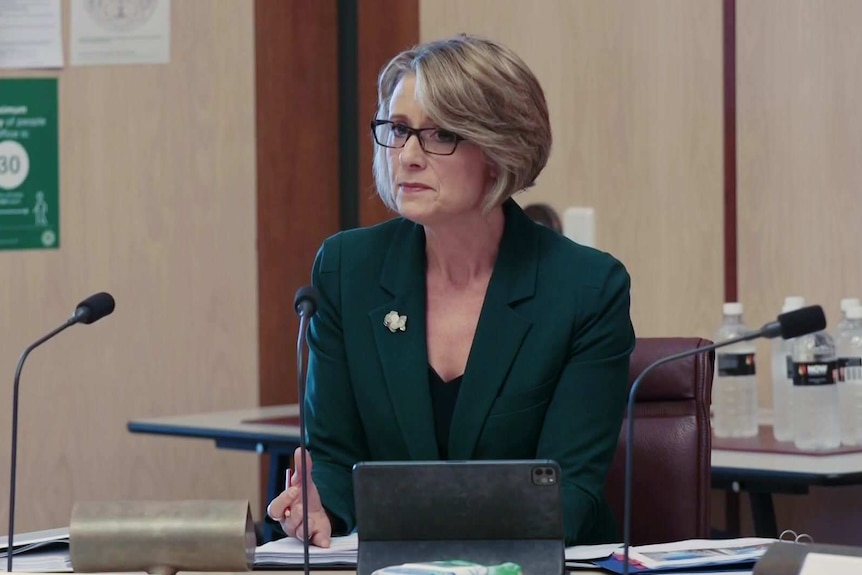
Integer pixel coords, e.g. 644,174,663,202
370,119,463,156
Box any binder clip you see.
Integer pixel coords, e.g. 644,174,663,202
779,529,814,544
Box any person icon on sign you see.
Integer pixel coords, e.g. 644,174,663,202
34,191,48,226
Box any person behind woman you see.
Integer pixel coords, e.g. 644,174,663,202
267,35,635,547
523,202,563,234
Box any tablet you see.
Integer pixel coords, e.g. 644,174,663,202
352,459,565,575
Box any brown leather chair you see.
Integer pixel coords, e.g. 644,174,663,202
604,337,715,545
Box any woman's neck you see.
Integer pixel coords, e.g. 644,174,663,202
424,206,505,288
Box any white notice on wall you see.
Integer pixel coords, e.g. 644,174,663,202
0,0,63,69
70,0,170,66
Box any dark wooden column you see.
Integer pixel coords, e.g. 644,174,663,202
723,0,737,304
255,0,341,510
256,0,340,408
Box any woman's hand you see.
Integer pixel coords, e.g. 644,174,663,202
267,447,332,547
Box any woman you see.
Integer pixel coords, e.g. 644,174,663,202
267,35,635,547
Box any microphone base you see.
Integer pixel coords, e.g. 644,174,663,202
69,500,256,575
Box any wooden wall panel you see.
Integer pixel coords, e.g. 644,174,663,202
723,0,738,303
0,0,258,534
420,0,725,339
737,0,862,545
255,0,340,408
255,0,341,511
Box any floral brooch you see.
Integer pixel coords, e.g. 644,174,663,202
383,310,407,333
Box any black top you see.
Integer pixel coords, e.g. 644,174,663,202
309,367,463,537
428,366,463,460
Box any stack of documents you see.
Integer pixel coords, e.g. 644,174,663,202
592,537,773,574
0,528,71,572
253,534,771,572
254,532,359,567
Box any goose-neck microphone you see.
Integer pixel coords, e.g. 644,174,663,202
621,305,826,575
7,292,115,572
293,285,319,575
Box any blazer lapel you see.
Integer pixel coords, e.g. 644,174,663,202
370,220,439,460
448,201,539,460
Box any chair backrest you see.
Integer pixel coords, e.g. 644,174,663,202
604,337,715,545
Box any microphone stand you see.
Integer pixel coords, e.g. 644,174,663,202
7,293,114,572
622,330,760,575
295,310,312,575
7,318,78,573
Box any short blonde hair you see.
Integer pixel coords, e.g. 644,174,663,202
373,35,552,214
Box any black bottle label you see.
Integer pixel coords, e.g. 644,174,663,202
717,352,756,376
792,361,838,386
785,355,795,379
837,357,862,380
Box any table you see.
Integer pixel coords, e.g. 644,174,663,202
712,425,862,537
128,405,862,540
128,404,302,506
13,570,610,574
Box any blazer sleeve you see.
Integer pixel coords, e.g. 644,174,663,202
305,234,370,534
536,257,635,544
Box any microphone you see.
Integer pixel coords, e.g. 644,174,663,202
7,292,115,572
758,304,827,340
620,305,826,575
72,292,116,325
294,286,319,318
293,285,319,575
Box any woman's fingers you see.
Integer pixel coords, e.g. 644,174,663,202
291,446,314,487
267,448,331,547
292,508,332,548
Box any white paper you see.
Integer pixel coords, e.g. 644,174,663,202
254,533,359,566
0,528,70,573
70,0,170,66
800,551,862,574
0,527,69,554
0,0,63,69
0,548,71,572
618,537,773,570
565,541,620,561
641,571,752,575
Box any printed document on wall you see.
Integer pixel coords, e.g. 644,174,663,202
0,0,63,69
70,0,170,66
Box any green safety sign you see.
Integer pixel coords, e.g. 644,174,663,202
0,78,59,251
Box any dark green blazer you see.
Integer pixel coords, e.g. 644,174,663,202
305,199,635,545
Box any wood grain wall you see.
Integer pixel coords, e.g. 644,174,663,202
420,0,725,340
0,0,258,534
737,0,862,545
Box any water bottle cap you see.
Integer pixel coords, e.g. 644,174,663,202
847,306,862,320
723,302,743,315
841,297,861,312
782,296,806,312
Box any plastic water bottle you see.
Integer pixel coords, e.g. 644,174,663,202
836,306,862,445
793,327,840,450
837,298,861,338
713,302,758,438
772,296,805,441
